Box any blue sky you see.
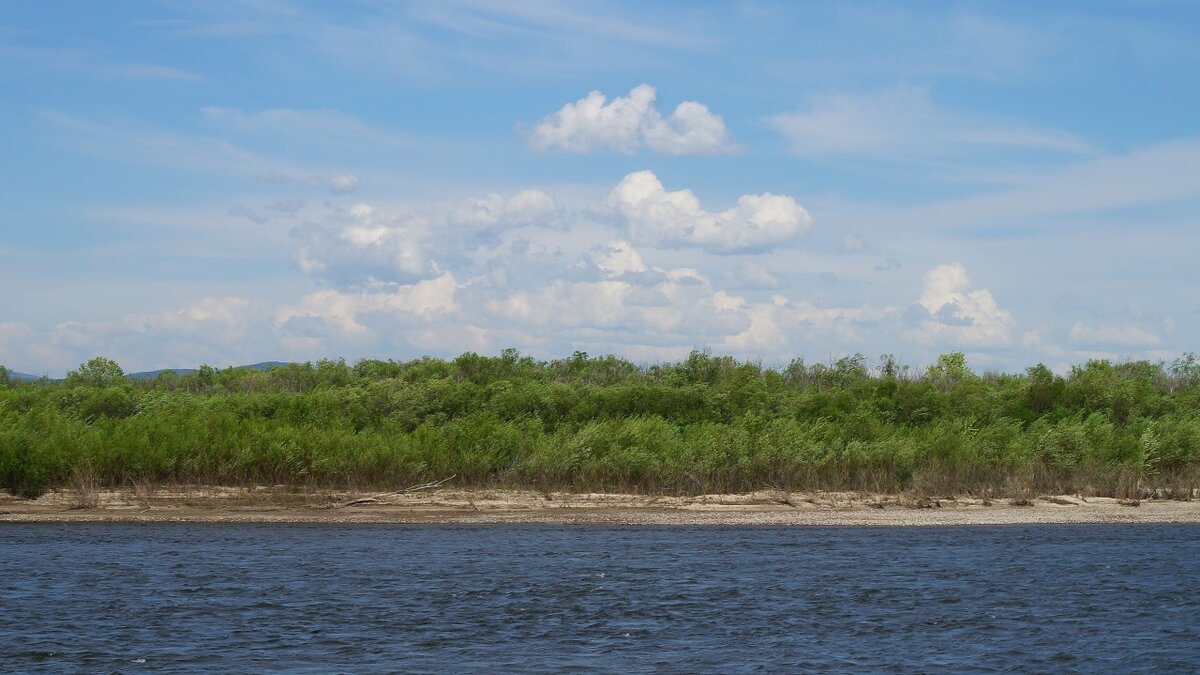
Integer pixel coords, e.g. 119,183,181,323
2,1,1198,375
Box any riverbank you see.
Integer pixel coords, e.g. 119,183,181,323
2,486,1199,525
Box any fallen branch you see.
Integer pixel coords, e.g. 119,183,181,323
401,475,458,492
335,475,457,508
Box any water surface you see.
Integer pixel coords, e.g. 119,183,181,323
2,524,1198,672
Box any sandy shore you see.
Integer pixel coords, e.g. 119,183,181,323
2,486,1199,526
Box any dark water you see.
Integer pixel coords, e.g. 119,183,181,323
2,525,1199,673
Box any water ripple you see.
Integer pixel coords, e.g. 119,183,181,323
1,524,1198,672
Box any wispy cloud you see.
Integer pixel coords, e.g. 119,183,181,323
40,110,289,175
0,43,202,81
765,7,1052,84
201,106,415,153
39,109,374,192
146,0,714,76
411,0,714,50
1069,322,1162,348
770,85,1095,161
915,136,1200,225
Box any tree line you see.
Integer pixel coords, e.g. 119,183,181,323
1,350,1198,498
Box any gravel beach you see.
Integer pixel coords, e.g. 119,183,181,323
3,487,1198,526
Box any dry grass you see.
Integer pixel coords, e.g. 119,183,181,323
67,462,99,510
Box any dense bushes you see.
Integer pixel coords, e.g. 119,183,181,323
1,351,1199,497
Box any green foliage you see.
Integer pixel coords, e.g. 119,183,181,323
66,357,125,388
1170,353,1200,390
1,349,1199,497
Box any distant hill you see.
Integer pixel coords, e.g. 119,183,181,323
127,361,290,380
2,362,291,383
241,361,291,371
126,368,196,380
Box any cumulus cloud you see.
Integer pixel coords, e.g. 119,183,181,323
478,235,892,361
128,297,253,336
487,264,750,350
292,190,560,288
910,263,1014,346
607,170,811,252
0,296,272,375
526,84,737,155
715,293,895,354
291,171,809,294
16,172,1139,374
276,273,459,338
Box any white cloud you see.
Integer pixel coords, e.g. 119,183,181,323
478,238,892,361
447,189,559,228
607,170,811,252
25,166,1193,374
0,297,268,375
911,263,1014,346
290,171,809,295
841,233,865,252
132,297,252,335
590,240,648,277
292,189,559,287
723,261,786,290
527,84,737,155
716,293,895,355
276,273,459,338
716,294,791,353
7,173,905,372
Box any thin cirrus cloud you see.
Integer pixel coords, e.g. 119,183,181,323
201,106,414,152
909,136,1200,226
1068,322,1163,348
525,84,738,155
769,85,1095,160
149,2,713,77
0,43,203,82
40,110,351,189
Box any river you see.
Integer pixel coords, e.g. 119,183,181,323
2,524,1198,672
